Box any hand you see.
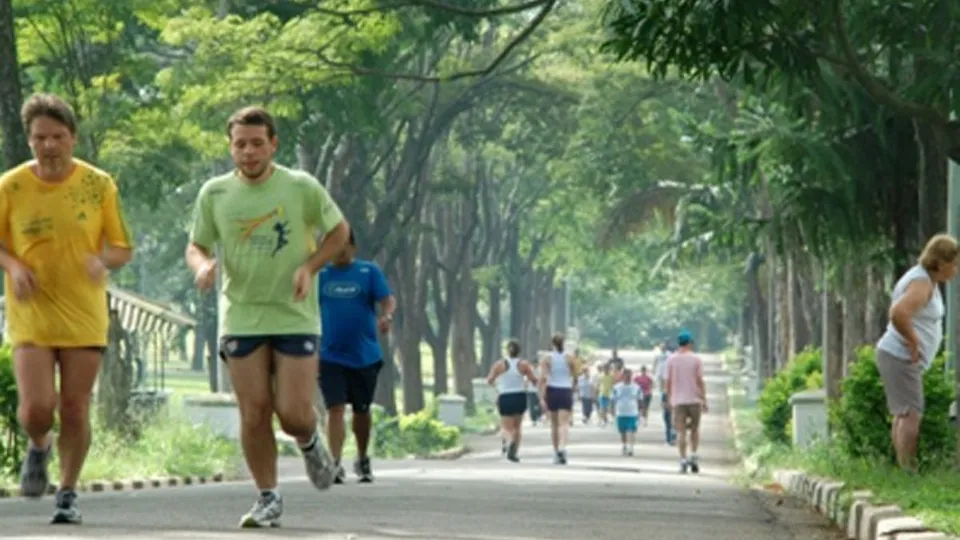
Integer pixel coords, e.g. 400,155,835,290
378,314,393,334
194,259,217,291
909,342,920,364
702,402,709,414
8,261,36,300
293,264,313,301
84,254,107,283
540,399,548,412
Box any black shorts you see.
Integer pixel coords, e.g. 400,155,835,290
497,393,527,416
219,334,319,361
545,386,573,411
319,361,382,413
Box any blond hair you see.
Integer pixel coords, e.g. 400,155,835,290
919,233,959,272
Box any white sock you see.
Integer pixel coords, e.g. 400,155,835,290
261,488,280,499
299,431,318,451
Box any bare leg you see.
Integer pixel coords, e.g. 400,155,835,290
327,405,347,461
352,411,372,458
226,346,277,491
55,348,102,491
557,410,572,449
896,411,921,471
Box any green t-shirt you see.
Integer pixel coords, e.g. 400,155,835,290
189,165,344,336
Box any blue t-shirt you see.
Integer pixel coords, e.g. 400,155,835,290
318,260,392,368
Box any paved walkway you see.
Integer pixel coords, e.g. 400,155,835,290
0,352,842,539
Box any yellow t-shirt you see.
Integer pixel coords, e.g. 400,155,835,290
0,160,133,347
598,374,614,397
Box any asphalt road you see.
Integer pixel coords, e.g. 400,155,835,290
0,352,842,539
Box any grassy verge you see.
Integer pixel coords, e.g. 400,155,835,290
727,383,960,535
0,403,241,489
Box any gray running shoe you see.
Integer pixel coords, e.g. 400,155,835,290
302,433,336,490
239,491,282,528
51,489,82,525
20,444,51,498
354,456,374,483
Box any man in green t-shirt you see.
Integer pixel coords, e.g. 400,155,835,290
186,106,349,529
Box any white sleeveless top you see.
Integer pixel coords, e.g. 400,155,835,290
546,351,573,389
497,358,526,394
876,265,944,368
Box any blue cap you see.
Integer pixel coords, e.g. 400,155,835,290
677,330,693,346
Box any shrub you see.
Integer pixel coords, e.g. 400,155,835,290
757,346,823,444
370,405,461,459
0,344,24,478
831,346,954,468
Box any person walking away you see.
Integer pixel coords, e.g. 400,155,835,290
876,234,958,472
596,365,614,425
318,230,395,484
487,339,538,462
577,367,596,424
654,342,675,445
612,369,641,456
633,366,654,427
2,94,134,524
187,106,347,528
525,358,542,426
667,331,707,474
539,333,578,464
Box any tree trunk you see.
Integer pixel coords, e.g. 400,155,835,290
0,0,29,170
396,239,426,414
825,288,844,400
864,265,890,343
478,284,502,372
451,278,478,413
842,265,867,376
373,332,398,415
746,255,771,380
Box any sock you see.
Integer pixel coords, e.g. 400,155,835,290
299,431,318,452
690,453,699,463
260,488,280,500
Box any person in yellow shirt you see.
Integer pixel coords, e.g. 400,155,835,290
595,365,615,425
0,93,133,524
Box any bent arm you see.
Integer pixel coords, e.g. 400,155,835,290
889,280,933,350
185,242,214,275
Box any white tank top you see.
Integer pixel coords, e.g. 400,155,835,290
876,265,944,368
497,358,526,394
546,351,573,389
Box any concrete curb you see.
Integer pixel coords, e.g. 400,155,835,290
0,472,232,499
770,469,960,539
724,383,957,539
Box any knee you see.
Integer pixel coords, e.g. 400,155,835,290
276,401,317,436
58,394,92,428
18,400,56,432
238,399,274,429
327,405,346,422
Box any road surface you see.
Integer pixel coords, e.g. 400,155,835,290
0,352,841,539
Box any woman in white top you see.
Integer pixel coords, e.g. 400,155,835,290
876,233,958,471
539,333,578,464
486,339,537,462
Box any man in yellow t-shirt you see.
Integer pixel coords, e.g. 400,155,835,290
0,93,133,524
596,365,615,425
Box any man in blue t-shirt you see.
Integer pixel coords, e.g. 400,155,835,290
318,230,396,484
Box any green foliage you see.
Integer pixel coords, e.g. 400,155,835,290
757,346,822,444
0,344,24,478
370,404,460,459
831,346,954,468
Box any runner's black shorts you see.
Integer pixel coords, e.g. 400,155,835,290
319,360,383,414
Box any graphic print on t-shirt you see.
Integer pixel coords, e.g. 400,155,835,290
235,207,291,257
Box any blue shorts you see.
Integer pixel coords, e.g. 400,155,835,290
598,396,610,409
617,415,638,433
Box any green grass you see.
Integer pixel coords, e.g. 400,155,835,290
728,383,960,535
0,403,241,489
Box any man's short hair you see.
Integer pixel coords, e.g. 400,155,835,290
226,106,276,139
21,93,78,135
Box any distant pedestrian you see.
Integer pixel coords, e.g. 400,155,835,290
876,234,958,472
613,369,642,456
487,339,538,462
577,367,596,424
666,331,707,474
539,333,577,464
633,366,654,427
